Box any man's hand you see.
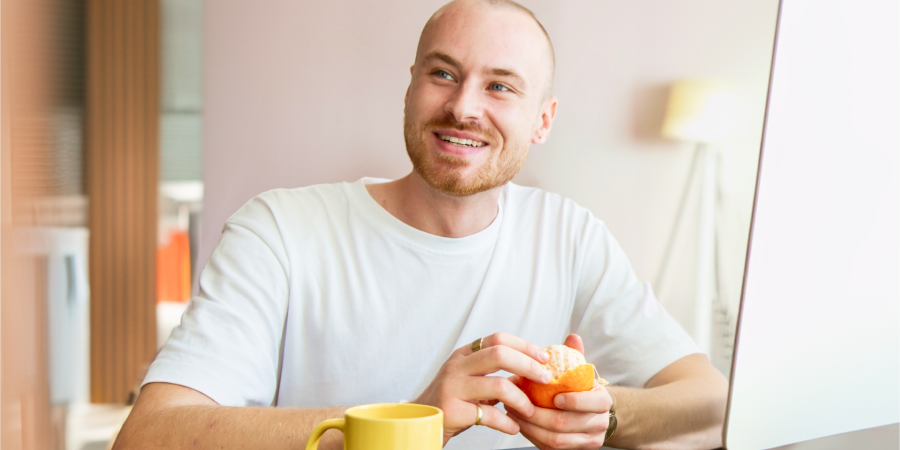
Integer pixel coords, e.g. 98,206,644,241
507,382,613,450
413,332,553,445
506,334,614,450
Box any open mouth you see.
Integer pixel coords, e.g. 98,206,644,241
435,133,487,148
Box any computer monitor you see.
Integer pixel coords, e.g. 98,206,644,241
723,0,899,449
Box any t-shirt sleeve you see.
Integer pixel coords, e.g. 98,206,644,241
142,196,290,406
571,219,700,388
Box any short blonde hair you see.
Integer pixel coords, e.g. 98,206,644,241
417,0,555,100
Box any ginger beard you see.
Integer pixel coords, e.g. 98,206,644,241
404,108,530,196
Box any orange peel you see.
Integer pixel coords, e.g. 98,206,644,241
517,345,607,409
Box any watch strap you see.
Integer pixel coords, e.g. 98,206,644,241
604,391,617,442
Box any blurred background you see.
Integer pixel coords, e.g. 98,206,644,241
0,0,778,448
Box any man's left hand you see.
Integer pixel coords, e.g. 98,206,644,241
507,382,613,450
506,334,613,449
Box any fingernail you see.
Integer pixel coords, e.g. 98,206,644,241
542,370,552,383
538,350,550,362
554,395,565,408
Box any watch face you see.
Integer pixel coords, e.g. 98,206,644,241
605,414,617,440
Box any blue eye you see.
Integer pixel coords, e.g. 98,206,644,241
490,83,509,92
436,70,454,80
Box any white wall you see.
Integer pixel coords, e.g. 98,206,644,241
201,0,779,365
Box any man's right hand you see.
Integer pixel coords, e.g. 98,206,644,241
412,332,553,445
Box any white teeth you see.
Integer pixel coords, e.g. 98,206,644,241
439,134,486,148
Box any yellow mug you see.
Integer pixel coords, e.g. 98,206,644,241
305,403,443,450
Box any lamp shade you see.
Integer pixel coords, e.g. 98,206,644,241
661,80,740,143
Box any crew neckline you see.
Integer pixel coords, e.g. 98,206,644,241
346,177,505,255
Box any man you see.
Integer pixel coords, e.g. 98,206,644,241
115,0,728,448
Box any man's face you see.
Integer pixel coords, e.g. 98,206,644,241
404,3,555,196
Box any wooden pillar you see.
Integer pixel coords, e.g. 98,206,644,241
85,0,159,404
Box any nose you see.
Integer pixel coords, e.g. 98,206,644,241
443,78,484,122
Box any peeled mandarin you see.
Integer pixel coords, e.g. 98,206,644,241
517,344,598,409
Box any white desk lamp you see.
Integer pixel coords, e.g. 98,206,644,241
657,80,740,355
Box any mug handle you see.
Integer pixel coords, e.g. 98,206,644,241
305,418,345,450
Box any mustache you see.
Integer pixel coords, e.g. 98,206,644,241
424,115,494,142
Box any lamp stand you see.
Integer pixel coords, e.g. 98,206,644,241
654,143,719,355
693,143,717,354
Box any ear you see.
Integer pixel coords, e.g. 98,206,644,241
532,96,558,144
405,65,415,105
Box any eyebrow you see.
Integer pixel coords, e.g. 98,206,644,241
486,67,526,87
423,50,462,69
422,50,527,89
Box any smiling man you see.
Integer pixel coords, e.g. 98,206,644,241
115,1,728,449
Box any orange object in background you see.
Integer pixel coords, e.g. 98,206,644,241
157,229,191,303
517,345,599,409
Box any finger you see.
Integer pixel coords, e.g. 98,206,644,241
563,334,584,355
461,345,552,385
508,405,607,434
517,429,554,450
462,332,550,364
464,376,535,417
475,403,521,436
509,412,605,449
553,385,613,412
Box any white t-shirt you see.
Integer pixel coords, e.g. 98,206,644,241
144,178,698,449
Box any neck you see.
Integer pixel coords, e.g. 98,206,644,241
366,172,502,238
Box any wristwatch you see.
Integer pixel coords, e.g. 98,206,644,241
605,392,617,442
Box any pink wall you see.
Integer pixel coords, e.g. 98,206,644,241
201,0,432,246
201,0,778,343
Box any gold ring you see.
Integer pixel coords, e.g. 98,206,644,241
471,337,484,353
475,403,483,426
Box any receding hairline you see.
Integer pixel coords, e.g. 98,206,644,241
415,0,555,99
